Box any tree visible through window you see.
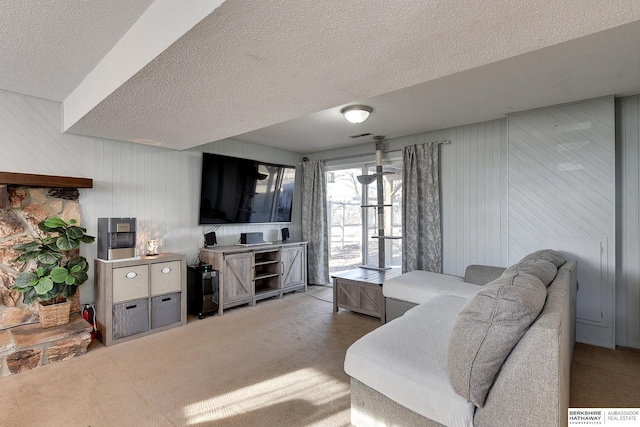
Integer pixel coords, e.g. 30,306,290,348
326,160,402,273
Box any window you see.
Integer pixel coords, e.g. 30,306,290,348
326,159,402,273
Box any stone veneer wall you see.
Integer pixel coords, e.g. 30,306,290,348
0,186,92,377
0,314,92,376
0,186,83,328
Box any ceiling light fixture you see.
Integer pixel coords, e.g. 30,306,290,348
341,105,372,124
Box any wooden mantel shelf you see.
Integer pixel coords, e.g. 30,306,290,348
0,172,92,188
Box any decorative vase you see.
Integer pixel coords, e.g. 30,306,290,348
38,300,71,328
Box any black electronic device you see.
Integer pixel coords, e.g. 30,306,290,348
240,232,264,245
198,152,296,225
204,231,217,246
281,227,290,241
187,264,219,319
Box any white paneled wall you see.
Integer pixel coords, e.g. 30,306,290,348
312,119,509,278
0,90,89,177
617,95,640,348
386,122,509,276
2,89,638,348
82,138,202,262
0,90,303,304
508,98,615,260
507,97,616,348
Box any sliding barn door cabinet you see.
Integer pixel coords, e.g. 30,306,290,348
200,241,307,315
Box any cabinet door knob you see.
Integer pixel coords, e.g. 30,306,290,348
126,272,137,279
161,267,171,274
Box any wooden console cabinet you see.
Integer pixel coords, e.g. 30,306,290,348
200,241,307,315
94,253,187,346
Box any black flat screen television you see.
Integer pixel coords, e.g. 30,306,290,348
199,153,296,224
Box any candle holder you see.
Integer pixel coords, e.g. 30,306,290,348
146,239,158,256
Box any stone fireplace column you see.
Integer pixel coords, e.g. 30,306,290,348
0,187,83,329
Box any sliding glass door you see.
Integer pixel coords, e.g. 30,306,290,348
326,167,363,273
326,159,402,273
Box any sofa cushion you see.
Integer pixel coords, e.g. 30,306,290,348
503,259,557,286
383,270,480,304
520,249,566,268
447,272,547,407
345,294,476,426
463,265,507,285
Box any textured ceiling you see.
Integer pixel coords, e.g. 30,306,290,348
0,0,155,101
1,1,640,153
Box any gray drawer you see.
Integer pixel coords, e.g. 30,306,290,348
112,298,149,339
151,292,181,329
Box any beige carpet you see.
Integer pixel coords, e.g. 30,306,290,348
0,286,378,427
2,286,639,426
570,342,640,408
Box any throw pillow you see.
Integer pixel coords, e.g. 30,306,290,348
503,259,557,286
447,272,547,407
519,249,566,268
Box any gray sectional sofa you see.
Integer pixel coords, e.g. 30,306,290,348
344,250,578,427
383,264,507,322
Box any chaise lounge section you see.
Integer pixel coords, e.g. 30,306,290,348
344,250,577,427
383,264,507,322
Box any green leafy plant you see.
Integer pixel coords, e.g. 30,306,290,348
12,216,95,305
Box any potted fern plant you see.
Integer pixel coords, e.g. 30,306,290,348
12,216,95,328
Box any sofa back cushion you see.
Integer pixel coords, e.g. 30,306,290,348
463,265,507,285
503,259,557,286
520,249,566,268
447,272,547,407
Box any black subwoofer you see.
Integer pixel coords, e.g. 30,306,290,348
187,264,219,319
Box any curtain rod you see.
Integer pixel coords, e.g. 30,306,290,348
302,139,450,163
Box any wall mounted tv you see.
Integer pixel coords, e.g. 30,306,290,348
199,153,296,224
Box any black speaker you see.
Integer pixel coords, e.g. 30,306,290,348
204,231,217,247
240,232,264,244
281,227,290,241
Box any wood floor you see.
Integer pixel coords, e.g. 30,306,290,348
570,342,640,408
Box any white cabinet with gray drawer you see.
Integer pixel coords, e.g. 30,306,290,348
95,253,187,346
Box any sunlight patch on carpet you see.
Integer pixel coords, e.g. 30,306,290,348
183,367,349,426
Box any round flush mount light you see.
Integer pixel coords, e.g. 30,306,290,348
341,105,373,124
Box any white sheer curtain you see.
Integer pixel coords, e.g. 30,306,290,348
301,159,330,284
402,142,442,273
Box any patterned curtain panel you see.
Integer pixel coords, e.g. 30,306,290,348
402,143,442,273
301,159,330,284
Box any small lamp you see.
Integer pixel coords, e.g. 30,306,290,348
341,105,372,124
146,239,159,256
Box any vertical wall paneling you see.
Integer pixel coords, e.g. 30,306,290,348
3,88,637,348
507,96,616,348
312,120,509,278
438,121,509,276
0,90,304,305
617,96,640,348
